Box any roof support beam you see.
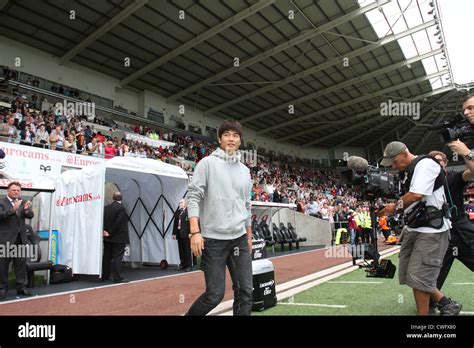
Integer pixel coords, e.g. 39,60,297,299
168,0,390,103
279,87,446,145
372,97,452,164
335,118,402,148
366,87,454,149
0,0,9,11
121,0,276,87
205,18,434,116
334,87,453,148
412,112,448,153
301,77,449,148
265,70,447,140
59,0,149,65
242,48,441,125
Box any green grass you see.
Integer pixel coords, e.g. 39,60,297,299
256,253,474,316
8,272,45,288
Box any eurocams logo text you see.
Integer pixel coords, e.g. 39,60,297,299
56,193,101,207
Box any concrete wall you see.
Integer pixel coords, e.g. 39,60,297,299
253,207,331,247
277,209,332,247
333,147,367,159
0,36,116,100
114,87,139,114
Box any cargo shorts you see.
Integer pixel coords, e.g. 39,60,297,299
398,226,449,293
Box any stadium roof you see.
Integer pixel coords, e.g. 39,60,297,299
0,0,470,161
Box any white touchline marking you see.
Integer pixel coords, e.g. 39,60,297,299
279,302,347,308
328,281,383,284
214,247,401,316
452,282,474,285
460,311,474,315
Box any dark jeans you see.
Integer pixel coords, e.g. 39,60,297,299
0,237,28,291
186,234,253,316
177,237,192,268
437,217,474,290
102,242,126,281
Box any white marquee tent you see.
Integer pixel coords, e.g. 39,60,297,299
50,156,189,275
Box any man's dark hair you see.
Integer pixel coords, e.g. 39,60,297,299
113,192,123,201
463,93,474,104
7,181,21,189
218,120,243,140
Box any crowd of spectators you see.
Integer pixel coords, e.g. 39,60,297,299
0,90,218,173
7,66,474,250
248,158,369,225
0,68,373,224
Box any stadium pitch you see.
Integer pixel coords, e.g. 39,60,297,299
256,254,474,316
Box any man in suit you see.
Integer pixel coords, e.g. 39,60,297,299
102,192,130,283
172,199,192,272
0,182,34,299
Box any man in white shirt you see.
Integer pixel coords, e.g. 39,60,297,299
87,138,102,156
0,117,18,142
51,126,64,149
14,111,22,126
34,124,49,147
320,203,330,220
264,181,275,202
379,141,450,315
305,198,320,217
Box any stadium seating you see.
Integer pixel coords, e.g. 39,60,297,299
280,222,307,249
257,220,276,246
287,222,307,243
272,222,295,251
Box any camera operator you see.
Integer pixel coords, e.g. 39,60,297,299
462,93,474,124
378,141,451,316
427,150,472,315
425,94,474,315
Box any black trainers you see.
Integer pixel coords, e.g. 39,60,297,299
429,305,438,316
17,289,33,296
438,299,462,316
114,278,129,284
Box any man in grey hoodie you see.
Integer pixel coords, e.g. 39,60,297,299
186,120,253,316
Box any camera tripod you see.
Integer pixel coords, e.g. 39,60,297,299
352,197,396,278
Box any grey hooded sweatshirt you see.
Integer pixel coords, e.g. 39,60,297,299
187,148,252,240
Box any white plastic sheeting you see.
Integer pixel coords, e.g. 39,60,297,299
50,157,188,275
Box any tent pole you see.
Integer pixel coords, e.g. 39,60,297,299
163,207,166,261
270,206,274,253
46,192,53,285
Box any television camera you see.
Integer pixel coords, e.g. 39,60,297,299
341,156,398,278
430,113,474,144
340,156,401,199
